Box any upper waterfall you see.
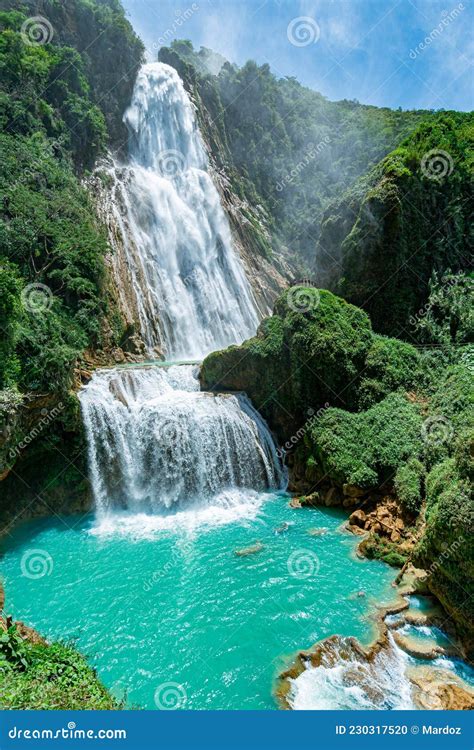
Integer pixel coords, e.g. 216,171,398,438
103,62,259,360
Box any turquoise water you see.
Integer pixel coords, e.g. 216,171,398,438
0,493,397,710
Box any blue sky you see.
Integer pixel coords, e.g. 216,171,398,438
122,0,473,111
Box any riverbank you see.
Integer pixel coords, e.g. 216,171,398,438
0,581,118,710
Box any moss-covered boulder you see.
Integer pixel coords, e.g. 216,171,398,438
201,288,373,438
201,287,426,440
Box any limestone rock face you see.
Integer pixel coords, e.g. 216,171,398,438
349,509,367,528
343,483,366,498
409,666,474,710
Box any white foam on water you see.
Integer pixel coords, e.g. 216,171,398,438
89,489,270,540
288,634,416,710
80,365,286,533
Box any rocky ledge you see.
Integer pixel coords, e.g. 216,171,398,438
276,566,474,711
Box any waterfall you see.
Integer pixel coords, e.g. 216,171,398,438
102,62,259,359
81,63,284,529
79,366,285,524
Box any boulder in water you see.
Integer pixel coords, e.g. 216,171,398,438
234,542,264,557
307,527,328,537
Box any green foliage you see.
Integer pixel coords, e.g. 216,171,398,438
411,271,474,349
0,625,30,671
201,287,427,440
160,41,428,262
358,334,427,408
0,629,118,709
423,364,474,469
0,133,108,391
318,113,473,335
0,1,144,394
394,458,424,512
1,0,144,155
414,456,473,641
0,261,22,387
307,393,423,489
0,9,106,170
361,537,408,567
201,288,374,437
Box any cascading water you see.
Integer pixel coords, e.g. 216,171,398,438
81,63,283,531
102,62,259,359
287,633,416,710
79,366,286,530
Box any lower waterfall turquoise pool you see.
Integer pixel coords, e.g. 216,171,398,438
0,493,398,710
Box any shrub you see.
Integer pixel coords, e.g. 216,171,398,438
0,635,119,709
358,334,427,408
307,393,423,489
394,458,424,512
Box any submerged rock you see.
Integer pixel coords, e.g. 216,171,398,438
234,542,264,557
288,497,302,509
307,527,329,537
347,590,366,600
